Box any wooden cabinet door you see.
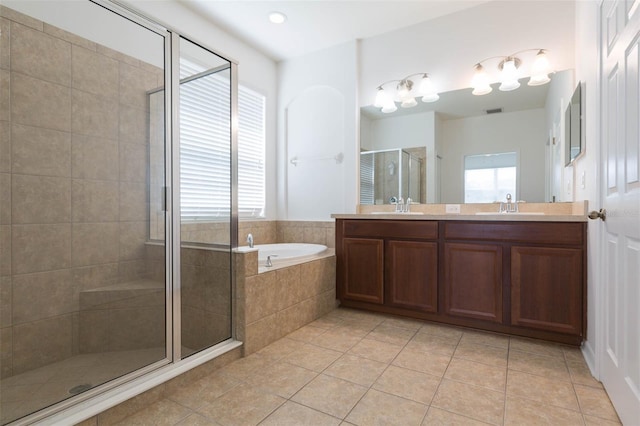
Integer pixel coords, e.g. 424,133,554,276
342,238,384,304
443,242,503,323
386,240,438,312
511,246,583,335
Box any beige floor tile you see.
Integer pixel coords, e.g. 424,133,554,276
345,389,428,426
367,323,417,346
392,348,452,377
459,330,510,349
406,332,458,357
444,358,507,392
583,414,622,425
114,398,192,425
291,374,367,419
574,384,620,422
509,337,566,360
422,407,492,425
246,361,317,398
563,346,587,363
309,316,345,329
312,329,363,352
504,396,584,425
567,359,603,388
175,413,219,425
257,337,306,360
373,365,440,405
217,353,277,381
260,401,341,426
283,343,342,372
432,379,505,425
382,316,424,331
332,323,372,338
419,323,464,341
323,354,387,387
454,342,508,367
508,350,571,382
286,325,327,343
347,338,403,363
167,371,241,410
197,383,285,426
506,370,579,411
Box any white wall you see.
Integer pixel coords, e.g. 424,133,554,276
574,0,601,374
277,41,358,220
123,0,280,220
439,109,547,203
367,111,434,151
358,1,576,107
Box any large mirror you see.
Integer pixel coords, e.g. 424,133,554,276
360,69,574,204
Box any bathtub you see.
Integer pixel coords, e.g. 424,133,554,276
256,243,328,269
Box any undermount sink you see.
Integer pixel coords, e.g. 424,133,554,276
475,212,545,215
370,212,425,215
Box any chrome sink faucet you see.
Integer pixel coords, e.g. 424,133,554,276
247,233,254,248
499,193,519,213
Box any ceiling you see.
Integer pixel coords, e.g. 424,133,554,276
177,0,491,61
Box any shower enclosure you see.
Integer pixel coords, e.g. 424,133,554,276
0,1,236,424
360,148,424,205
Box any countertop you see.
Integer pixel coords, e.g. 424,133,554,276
332,201,589,222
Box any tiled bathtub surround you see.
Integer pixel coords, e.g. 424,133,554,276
235,246,337,355
0,5,164,379
183,220,336,248
77,307,620,426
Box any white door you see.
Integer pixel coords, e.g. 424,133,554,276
599,0,640,423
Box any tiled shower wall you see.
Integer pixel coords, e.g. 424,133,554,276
0,6,163,378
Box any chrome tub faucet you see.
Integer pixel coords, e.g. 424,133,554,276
247,233,254,248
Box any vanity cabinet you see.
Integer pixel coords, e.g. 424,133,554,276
443,242,503,323
336,218,587,345
337,220,439,312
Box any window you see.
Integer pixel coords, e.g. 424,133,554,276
179,59,265,221
464,152,516,203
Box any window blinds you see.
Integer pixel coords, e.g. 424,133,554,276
179,59,265,221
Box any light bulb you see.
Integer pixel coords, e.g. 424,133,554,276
401,97,418,108
418,74,439,102
374,87,389,108
528,50,551,86
471,64,492,96
381,101,397,113
397,80,411,101
268,12,287,24
499,58,520,91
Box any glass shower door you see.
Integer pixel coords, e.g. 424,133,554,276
0,1,169,423
177,38,233,358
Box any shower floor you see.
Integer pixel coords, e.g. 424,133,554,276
0,347,165,424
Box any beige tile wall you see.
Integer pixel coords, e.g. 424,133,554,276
0,6,164,377
180,247,232,353
236,250,337,355
184,219,336,248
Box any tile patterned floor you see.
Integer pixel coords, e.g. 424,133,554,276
111,307,621,426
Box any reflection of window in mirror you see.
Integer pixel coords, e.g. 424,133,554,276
464,152,516,203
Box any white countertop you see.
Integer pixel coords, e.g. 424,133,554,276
331,213,587,222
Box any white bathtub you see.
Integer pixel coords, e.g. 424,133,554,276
257,243,327,263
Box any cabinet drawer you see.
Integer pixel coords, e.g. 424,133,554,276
342,220,438,239
443,222,584,245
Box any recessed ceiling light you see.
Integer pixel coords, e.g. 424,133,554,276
269,11,287,24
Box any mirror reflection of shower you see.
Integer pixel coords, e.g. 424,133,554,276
360,148,425,205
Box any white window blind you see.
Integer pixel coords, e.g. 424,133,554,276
360,152,374,204
179,59,265,221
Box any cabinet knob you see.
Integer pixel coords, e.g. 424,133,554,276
588,209,606,221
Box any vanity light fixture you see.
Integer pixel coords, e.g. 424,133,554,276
471,49,552,95
374,73,439,113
